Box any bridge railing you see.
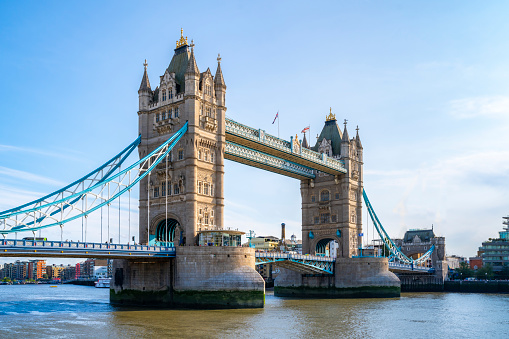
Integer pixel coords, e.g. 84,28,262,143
388,262,435,273
226,118,346,173
255,252,335,262
0,240,176,253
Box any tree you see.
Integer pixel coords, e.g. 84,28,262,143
42,274,49,279
1,277,11,283
499,265,509,280
456,262,474,279
475,264,494,280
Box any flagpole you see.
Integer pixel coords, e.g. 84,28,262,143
278,110,280,138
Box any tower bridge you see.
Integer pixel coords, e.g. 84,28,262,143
0,30,443,308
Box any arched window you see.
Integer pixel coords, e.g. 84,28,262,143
211,152,214,163
320,190,330,202
162,111,166,120
204,213,209,225
198,149,202,160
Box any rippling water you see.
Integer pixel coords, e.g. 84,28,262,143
0,285,508,338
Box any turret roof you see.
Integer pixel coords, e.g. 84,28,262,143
311,118,343,156
185,44,199,75
214,54,225,87
138,60,151,92
166,45,190,94
302,133,309,149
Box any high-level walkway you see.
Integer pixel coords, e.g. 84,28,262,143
225,118,347,179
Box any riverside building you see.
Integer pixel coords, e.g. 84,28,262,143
479,215,509,273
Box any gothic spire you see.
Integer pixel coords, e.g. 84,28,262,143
342,119,350,143
214,53,225,87
185,40,199,75
356,125,363,149
138,59,151,92
302,133,309,149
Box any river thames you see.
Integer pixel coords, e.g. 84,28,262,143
0,285,508,338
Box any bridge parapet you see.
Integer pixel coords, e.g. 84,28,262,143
225,118,346,175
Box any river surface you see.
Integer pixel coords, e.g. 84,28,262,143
0,285,508,338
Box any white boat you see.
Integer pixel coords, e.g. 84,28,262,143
94,278,111,288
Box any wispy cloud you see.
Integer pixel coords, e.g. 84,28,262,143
0,166,65,187
449,95,509,119
0,144,84,162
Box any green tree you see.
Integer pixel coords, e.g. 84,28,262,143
1,277,11,283
42,274,49,279
499,265,509,280
456,262,474,279
475,264,495,280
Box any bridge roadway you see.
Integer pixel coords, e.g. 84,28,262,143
0,239,433,275
225,118,347,179
255,252,434,275
0,239,176,259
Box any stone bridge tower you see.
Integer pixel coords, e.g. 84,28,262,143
301,110,363,258
137,30,226,246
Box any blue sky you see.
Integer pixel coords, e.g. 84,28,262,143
1,1,509,264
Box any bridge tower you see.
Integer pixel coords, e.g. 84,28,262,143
111,30,264,309
137,31,226,246
301,110,363,258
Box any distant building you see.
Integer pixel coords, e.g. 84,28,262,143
469,257,483,270
246,236,280,251
479,216,509,273
447,255,466,270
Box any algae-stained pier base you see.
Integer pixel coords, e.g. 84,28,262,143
275,257,401,298
111,247,265,309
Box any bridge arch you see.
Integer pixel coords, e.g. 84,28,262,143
150,213,184,245
312,236,341,258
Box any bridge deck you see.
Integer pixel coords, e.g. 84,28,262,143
225,118,346,176
0,240,176,259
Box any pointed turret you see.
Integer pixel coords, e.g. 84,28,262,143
342,120,350,143
355,126,363,149
214,54,226,88
138,59,151,92
138,60,152,111
302,133,309,149
214,54,226,106
185,42,200,75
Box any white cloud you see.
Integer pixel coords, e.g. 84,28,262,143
449,95,509,119
0,166,65,187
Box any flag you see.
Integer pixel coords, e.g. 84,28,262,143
301,126,309,133
272,111,279,124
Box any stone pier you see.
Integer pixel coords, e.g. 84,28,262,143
275,257,400,298
110,247,265,308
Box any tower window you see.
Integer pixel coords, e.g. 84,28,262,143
204,183,209,196
174,183,180,195
162,182,166,196
204,151,208,162
320,213,330,224
314,216,319,224
198,181,202,194
335,193,340,199
210,184,213,196
154,187,159,198
175,107,179,117
204,213,209,225
178,149,183,160
169,88,173,99
211,152,214,163
169,108,173,119
311,195,316,202
198,149,202,160
162,111,166,120
162,91,167,101
155,114,160,122
320,190,330,202
331,215,337,222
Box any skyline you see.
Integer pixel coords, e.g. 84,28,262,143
1,1,509,264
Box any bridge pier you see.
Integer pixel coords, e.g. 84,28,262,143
274,257,400,298
110,247,265,308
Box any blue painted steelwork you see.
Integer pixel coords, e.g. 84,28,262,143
362,189,435,266
0,122,188,234
225,141,316,179
255,252,335,274
225,118,346,174
0,239,175,258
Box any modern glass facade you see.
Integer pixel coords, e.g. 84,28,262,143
479,216,509,271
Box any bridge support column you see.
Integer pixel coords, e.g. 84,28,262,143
275,257,400,298
110,247,265,308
